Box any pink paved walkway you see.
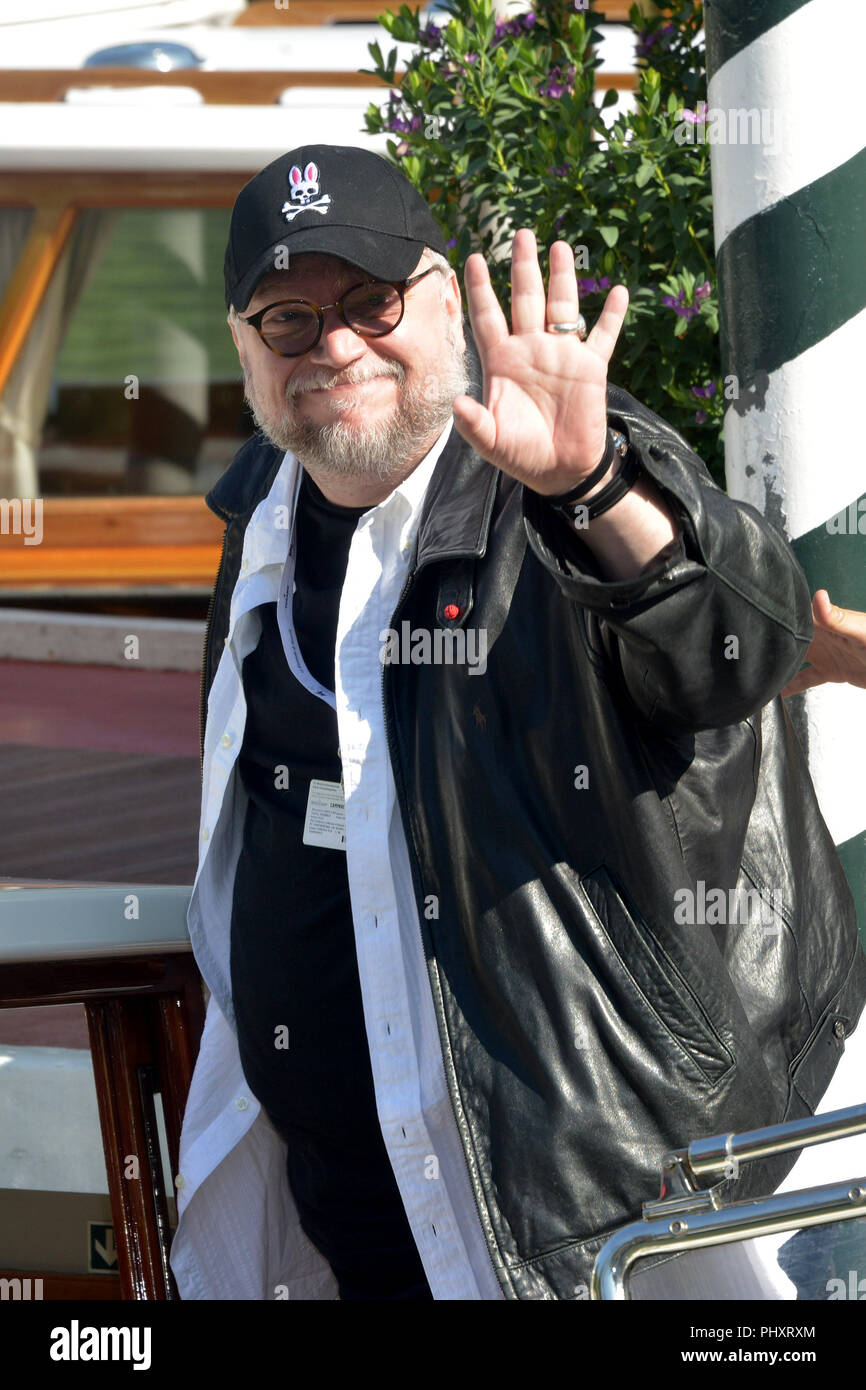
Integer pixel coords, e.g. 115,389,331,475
0,660,200,757
0,660,203,1048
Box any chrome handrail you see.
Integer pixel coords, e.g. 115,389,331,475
687,1103,866,1183
591,1102,866,1300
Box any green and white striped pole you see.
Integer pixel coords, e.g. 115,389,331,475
704,0,866,934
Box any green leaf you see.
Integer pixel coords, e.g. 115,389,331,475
379,0,722,485
669,201,688,234
490,95,532,115
508,73,534,100
465,153,491,177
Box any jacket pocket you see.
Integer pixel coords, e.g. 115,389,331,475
581,865,734,1086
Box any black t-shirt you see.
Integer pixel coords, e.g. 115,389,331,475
229,470,431,1299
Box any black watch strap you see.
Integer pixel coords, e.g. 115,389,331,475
548,429,630,514
583,447,642,521
548,428,620,508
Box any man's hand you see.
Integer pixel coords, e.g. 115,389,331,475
451,228,679,581
451,230,629,494
782,590,866,697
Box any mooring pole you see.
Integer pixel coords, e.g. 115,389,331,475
704,0,866,930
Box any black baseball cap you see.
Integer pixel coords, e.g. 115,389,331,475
224,144,450,313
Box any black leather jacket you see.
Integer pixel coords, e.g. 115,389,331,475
200,371,866,1300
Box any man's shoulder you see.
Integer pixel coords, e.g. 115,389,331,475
204,431,285,524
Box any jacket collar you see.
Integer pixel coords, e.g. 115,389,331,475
205,432,284,524
205,329,500,567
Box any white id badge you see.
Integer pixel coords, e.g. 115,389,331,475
302,779,346,850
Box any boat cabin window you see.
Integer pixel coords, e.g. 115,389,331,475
33,207,251,498
0,207,36,297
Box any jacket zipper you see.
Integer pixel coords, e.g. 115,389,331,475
199,522,229,777
380,566,504,1295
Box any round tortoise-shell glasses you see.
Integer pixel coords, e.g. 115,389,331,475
239,265,441,358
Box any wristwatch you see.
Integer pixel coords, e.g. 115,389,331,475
547,428,632,525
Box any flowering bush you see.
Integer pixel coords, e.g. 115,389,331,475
363,0,728,484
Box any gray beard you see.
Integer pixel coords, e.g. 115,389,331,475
241,323,475,482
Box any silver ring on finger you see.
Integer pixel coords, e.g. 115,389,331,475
547,315,587,340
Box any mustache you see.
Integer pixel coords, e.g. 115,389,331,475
238,358,405,411
284,361,405,398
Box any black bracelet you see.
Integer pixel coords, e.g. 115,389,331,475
547,428,618,507
583,447,642,521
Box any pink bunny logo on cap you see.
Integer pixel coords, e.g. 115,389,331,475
282,162,332,222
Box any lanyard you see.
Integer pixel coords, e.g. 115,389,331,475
276,466,339,712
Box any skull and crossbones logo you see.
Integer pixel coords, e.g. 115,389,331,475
281,162,332,222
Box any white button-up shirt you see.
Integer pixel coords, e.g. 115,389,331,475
170,421,503,1300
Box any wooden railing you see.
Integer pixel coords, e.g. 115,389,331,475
0,69,391,105
0,498,225,595
233,0,640,20
0,66,637,105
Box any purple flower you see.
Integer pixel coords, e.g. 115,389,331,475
491,13,535,46
661,290,699,321
497,16,530,37
636,20,676,60
681,102,708,125
546,163,572,178
692,381,717,400
661,283,711,322
466,52,477,63
578,276,611,295
554,215,565,230
695,410,708,425
539,63,576,100
386,115,411,133
422,21,443,46
445,237,457,250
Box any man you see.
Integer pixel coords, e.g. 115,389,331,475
170,144,866,1301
